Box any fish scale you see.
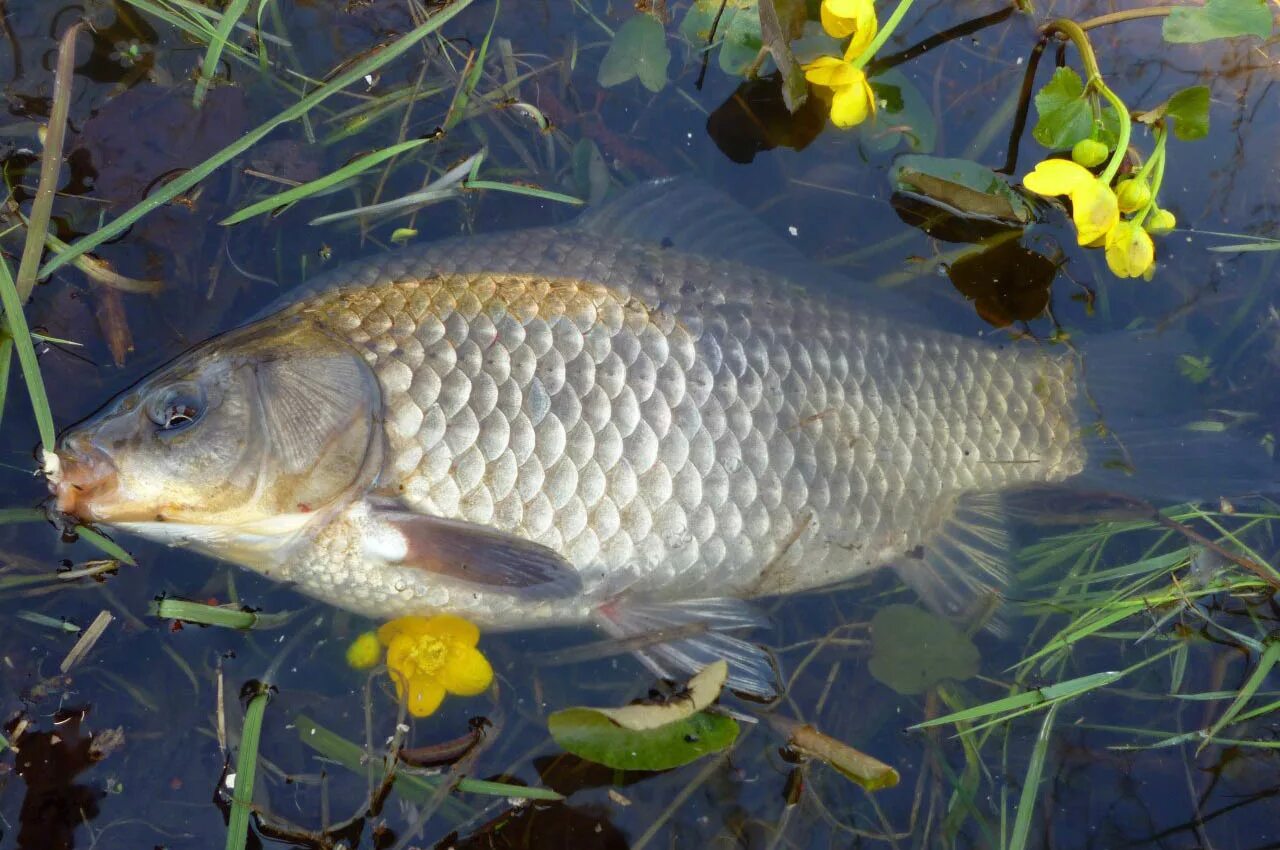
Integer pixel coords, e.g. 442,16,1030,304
281,227,1083,626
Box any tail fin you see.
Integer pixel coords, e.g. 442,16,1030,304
1075,330,1276,502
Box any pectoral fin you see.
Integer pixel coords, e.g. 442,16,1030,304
366,499,583,599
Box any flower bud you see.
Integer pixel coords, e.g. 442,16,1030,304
1071,138,1108,168
1115,179,1152,214
1145,208,1177,234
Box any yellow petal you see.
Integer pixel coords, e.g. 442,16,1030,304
1105,221,1155,278
421,614,480,647
1071,180,1119,246
439,645,495,696
1022,158,1096,197
820,0,876,41
377,615,433,646
404,676,447,717
345,632,383,670
829,79,873,128
802,55,862,88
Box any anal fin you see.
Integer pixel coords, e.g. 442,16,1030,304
892,491,1011,636
592,597,782,700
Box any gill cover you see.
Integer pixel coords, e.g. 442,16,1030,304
54,316,382,528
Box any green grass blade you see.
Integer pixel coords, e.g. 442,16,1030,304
0,507,136,565
1008,700,1059,850
0,255,56,457
16,21,81,302
463,179,584,205
40,0,474,280
1200,638,1280,750
220,138,429,225
225,681,270,850
910,671,1122,730
0,334,12,432
149,598,294,629
455,778,564,801
16,610,79,632
194,0,251,108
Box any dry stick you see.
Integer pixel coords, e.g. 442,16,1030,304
59,610,113,672
998,34,1048,176
15,20,83,302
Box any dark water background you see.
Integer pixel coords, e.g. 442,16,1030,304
2,1,1280,848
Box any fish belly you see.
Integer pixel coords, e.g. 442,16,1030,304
295,232,1083,625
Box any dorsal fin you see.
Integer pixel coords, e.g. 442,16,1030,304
574,177,813,274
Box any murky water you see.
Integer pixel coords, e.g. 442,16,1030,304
2,1,1280,848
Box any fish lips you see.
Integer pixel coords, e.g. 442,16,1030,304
50,431,120,523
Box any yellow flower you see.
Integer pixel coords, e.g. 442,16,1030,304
803,56,876,128
820,0,878,57
377,615,493,717
346,631,382,670
1105,220,1156,279
1022,159,1119,246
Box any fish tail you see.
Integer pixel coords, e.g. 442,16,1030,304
1075,329,1276,501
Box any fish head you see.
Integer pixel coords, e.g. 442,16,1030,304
52,318,383,534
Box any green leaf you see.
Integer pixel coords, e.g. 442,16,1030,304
1032,67,1094,150
548,707,739,771
890,154,1035,225
868,604,980,695
863,70,936,153
718,5,764,75
1163,0,1273,43
1166,85,1211,141
598,15,671,93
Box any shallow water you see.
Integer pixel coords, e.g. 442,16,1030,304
2,1,1280,848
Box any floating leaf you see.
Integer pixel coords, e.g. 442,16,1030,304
1166,86,1211,141
869,604,980,695
1163,0,1273,43
719,5,765,75
548,707,739,771
863,70,936,154
594,661,727,730
598,15,671,93
890,154,1035,227
1032,67,1093,150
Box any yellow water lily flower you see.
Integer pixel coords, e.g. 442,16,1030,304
820,0,878,58
1105,220,1156,278
1022,158,1119,246
803,56,876,128
377,614,494,717
346,631,382,670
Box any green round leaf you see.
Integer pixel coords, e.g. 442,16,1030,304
548,708,739,771
598,15,671,93
864,70,936,154
1163,0,1273,43
869,604,981,695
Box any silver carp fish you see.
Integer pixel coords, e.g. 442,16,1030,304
48,181,1252,693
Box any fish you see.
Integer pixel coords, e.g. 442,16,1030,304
48,180,1269,695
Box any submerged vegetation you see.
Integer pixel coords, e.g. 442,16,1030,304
0,0,1278,849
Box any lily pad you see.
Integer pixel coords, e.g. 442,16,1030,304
548,708,739,771
869,604,980,695
599,15,671,93
1163,0,1273,43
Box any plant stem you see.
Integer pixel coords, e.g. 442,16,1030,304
851,0,917,70
1045,19,1131,184
1079,6,1177,31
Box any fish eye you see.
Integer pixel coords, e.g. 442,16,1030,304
147,382,206,433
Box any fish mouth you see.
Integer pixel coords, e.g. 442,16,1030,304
50,434,119,522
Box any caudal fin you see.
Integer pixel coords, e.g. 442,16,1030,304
1076,330,1276,501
